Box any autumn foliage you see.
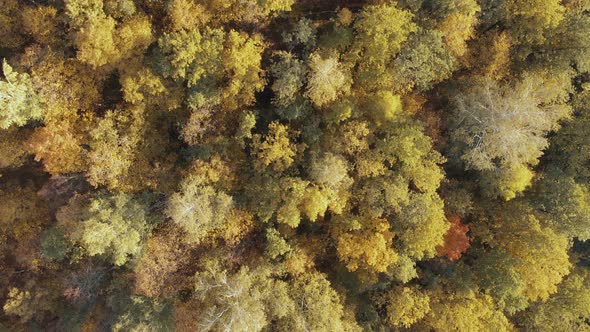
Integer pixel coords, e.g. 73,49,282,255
436,215,471,261
1,0,590,330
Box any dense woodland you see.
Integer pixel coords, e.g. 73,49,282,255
1,0,590,330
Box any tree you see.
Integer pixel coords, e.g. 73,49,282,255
539,6,590,73
29,120,90,175
419,289,514,332
451,75,571,171
324,120,370,156
505,0,565,44
3,284,56,324
28,53,103,174
57,193,156,266
245,174,346,227
113,14,154,64
269,52,307,107
282,18,316,50
166,0,210,31
65,0,154,69
120,65,167,105
435,0,480,58
157,28,264,111
0,0,25,49
373,286,430,328
134,225,189,298
87,109,142,189
222,30,266,110
545,89,590,182
470,30,513,80
390,29,455,92
252,122,298,172
362,91,404,124
108,293,174,331
41,226,70,262
517,268,590,331
0,60,43,129
333,216,398,277
352,4,416,62
305,53,351,107
193,262,268,332
283,271,361,332
21,5,61,45
473,202,572,303
317,10,354,53
0,127,31,171
165,174,233,244
194,0,293,26
157,27,224,88
0,186,51,271
479,164,534,201
392,193,448,260
450,73,571,199
73,15,118,68
349,3,417,92
265,227,292,260
105,0,136,18
436,215,470,261
470,246,530,313
309,153,351,188
528,169,590,241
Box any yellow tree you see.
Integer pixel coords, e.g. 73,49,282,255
349,3,416,92
419,289,514,332
373,286,431,328
332,215,398,279
472,202,572,305
222,30,265,110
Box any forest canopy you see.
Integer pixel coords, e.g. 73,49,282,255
1,0,590,331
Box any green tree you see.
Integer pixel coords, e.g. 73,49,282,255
269,52,307,107
470,246,529,313
545,89,590,181
0,60,43,129
57,193,156,266
528,169,590,241
539,5,590,73
108,293,174,332
391,29,455,92
157,27,224,88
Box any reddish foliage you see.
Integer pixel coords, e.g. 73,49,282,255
436,215,471,261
